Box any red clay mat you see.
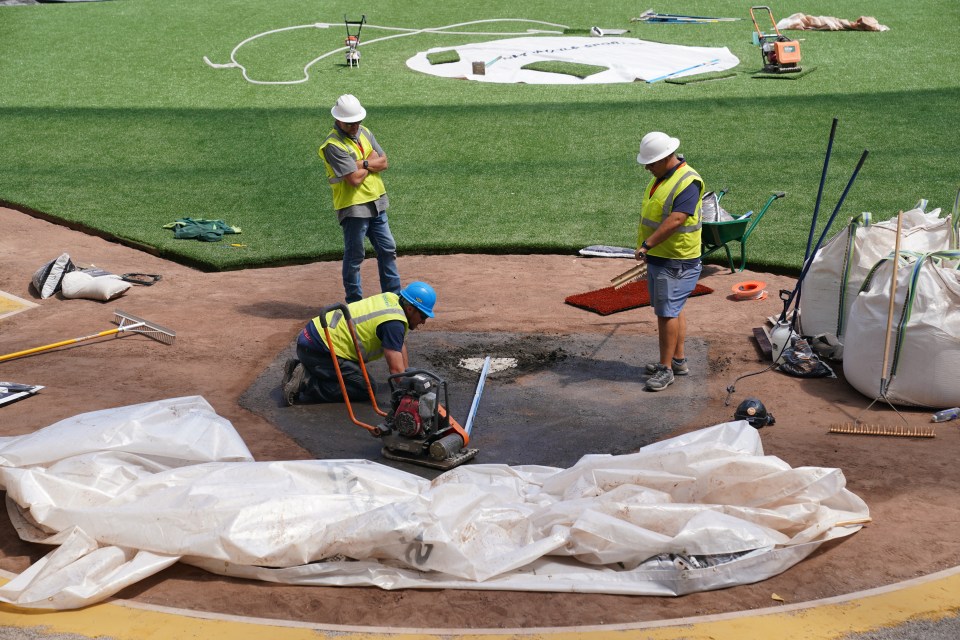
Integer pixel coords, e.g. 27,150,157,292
565,279,714,315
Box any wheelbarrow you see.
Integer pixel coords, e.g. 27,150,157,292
701,190,785,272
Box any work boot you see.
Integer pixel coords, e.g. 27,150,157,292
645,364,675,392
645,358,689,376
283,360,306,406
282,358,298,386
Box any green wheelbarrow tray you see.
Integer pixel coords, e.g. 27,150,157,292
701,190,786,272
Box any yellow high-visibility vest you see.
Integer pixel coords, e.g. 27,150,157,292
312,293,407,362
637,164,704,259
318,126,386,211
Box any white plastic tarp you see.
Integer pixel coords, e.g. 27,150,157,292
406,36,739,84
799,207,956,347
0,397,868,610
843,251,960,407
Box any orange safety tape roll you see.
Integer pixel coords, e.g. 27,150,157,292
731,280,767,300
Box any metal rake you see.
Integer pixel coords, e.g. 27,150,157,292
0,310,175,363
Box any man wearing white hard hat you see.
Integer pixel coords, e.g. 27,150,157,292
319,94,401,303
634,131,704,392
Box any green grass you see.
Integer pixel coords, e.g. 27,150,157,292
0,0,958,273
666,70,738,85
521,61,608,79
427,51,460,65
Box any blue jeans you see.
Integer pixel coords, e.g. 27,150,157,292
341,212,401,303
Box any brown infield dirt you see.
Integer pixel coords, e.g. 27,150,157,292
1,204,959,630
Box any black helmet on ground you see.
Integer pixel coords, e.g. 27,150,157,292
734,397,775,429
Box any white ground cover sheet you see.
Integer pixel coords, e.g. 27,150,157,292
406,36,740,84
0,397,867,609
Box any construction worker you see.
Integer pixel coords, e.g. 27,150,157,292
319,94,401,303
282,281,436,405
634,131,704,392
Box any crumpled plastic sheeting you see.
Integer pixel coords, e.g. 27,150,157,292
777,13,890,32
0,397,869,609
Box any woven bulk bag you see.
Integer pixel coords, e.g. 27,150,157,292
799,207,956,351
843,250,960,407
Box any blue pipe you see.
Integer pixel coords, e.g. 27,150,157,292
781,149,869,322
464,356,491,437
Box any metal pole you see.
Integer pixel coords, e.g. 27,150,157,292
780,118,837,324
781,148,869,323
463,356,491,437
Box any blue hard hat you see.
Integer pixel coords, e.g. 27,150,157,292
399,281,436,318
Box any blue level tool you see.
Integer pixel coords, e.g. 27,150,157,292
633,10,740,23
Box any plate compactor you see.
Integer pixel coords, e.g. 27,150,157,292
343,14,365,68
750,6,802,74
317,303,482,471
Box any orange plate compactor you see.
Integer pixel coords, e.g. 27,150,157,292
750,6,802,73
317,303,481,471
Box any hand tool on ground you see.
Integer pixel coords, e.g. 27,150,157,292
0,310,175,363
828,423,935,438
317,303,485,470
632,10,740,24
610,262,647,289
830,212,920,436
749,6,802,74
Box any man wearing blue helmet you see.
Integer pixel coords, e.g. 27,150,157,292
282,281,436,405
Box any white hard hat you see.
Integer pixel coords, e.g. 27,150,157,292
331,94,366,123
637,131,680,165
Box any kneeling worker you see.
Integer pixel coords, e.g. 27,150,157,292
282,281,436,405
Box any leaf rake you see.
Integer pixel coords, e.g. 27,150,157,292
828,212,931,438
0,310,175,363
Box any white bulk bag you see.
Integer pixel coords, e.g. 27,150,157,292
843,250,960,407
799,207,956,350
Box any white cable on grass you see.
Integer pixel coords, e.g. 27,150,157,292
203,18,569,85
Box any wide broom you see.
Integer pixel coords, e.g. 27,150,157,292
0,310,175,363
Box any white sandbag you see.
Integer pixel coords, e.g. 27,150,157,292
843,251,960,407
0,397,869,610
799,207,955,349
60,271,132,302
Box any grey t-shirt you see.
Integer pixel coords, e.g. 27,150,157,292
323,125,389,222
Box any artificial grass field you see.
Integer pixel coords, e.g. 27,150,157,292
1,0,957,272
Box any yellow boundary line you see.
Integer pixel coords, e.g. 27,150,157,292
2,565,960,639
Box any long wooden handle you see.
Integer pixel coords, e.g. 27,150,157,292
0,328,122,363
880,211,904,386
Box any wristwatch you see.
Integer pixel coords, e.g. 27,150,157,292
641,241,652,251
362,160,369,170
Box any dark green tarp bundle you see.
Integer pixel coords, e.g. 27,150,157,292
163,218,242,242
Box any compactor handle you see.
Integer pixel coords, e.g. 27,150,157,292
315,302,388,420
749,6,782,38
316,302,348,329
